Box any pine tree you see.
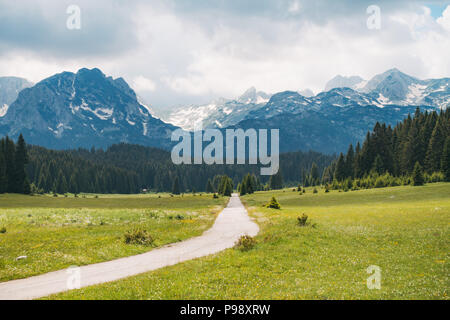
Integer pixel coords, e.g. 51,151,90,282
172,176,181,195
23,177,31,195
4,137,15,192
345,145,354,178
442,136,450,182
426,118,446,173
334,153,346,182
240,177,247,196
412,162,425,186
310,162,319,185
13,134,28,193
222,176,233,196
269,170,283,190
0,151,6,193
69,174,79,194
372,154,384,175
206,179,214,193
56,171,68,194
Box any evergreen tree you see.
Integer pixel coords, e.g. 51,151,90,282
310,162,319,185
56,170,68,194
426,118,446,173
345,145,354,178
23,177,31,195
13,134,28,193
334,153,346,181
412,162,425,186
442,136,450,182
206,179,214,193
4,137,15,192
172,176,181,195
372,154,384,175
0,152,6,193
269,170,283,190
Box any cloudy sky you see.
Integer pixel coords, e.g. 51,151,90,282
0,0,449,111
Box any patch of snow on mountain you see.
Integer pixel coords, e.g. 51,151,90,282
77,99,113,120
406,83,427,104
0,104,9,117
377,93,390,105
168,103,218,130
223,107,232,115
143,122,148,135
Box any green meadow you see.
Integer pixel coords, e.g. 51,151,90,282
0,193,227,282
47,183,449,300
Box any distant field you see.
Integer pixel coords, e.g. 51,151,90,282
49,183,449,300
0,193,227,282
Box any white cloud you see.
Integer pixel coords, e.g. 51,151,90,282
0,0,449,108
437,5,450,31
288,1,302,14
132,76,156,92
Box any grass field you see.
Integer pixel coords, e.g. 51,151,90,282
47,183,449,300
0,193,227,282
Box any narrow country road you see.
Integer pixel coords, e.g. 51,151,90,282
0,194,259,300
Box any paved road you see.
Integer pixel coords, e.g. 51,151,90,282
0,194,258,300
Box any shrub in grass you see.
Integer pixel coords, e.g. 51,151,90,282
313,188,318,194
265,196,281,209
297,214,316,228
412,162,425,186
175,214,185,220
325,185,330,193
213,193,219,199
124,229,154,246
0,227,6,234
234,235,257,251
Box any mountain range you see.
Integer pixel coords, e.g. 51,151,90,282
0,68,448,154
0,69,176,150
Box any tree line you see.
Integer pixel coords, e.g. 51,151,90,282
326,108,449,189
9,140,334,195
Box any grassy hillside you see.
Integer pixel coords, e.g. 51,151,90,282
48,183,449,300
0,193,228,282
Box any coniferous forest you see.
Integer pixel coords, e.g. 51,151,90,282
0,108,448,195
21,142,333,194
326,108,449,189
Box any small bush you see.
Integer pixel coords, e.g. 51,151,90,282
175,214,185,220
124,229,154,246
234,235,257,251
297,214,309,226
0,227,6,234
313,188,318,194
213,193,219,199
266,196,281,209
297,214,316,228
